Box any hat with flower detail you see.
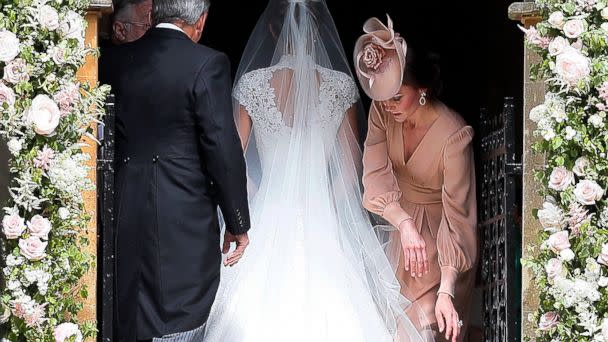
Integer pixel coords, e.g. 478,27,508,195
353,15,407,101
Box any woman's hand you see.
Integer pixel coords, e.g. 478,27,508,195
398,219,429,277
435,293,461,342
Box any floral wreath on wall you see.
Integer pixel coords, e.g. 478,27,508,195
521,0,608,340
0,0,109,341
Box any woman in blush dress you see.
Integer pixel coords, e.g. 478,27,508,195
354,16,478,342
204,2,432,342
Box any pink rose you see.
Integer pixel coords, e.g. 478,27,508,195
53,83,80,116
37,5,60,31
49,46,66,65
563,19,586,39
54,323,83,342
574,179,604,205
596,103,606,111
362,43,386,71
548,37,569,56
547,231,570,253
34,146,55,170
545,258,565,279
27,215,52,240
0,30,20,62
2,212,25,239
3,58,29,84
539,311,559,331
0,82,15,108
597,243,608,266
555,47,590,86
18,236,47,260
25,94,61,136
548,167,575,191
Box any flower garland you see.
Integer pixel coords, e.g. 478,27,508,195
521,0,608,340
0,0,109,340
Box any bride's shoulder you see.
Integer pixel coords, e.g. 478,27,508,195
317,67,359,103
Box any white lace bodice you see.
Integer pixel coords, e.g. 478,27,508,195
234,55,359,161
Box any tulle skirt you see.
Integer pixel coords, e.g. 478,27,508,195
204,177,426,342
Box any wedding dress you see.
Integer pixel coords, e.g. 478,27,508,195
204,1,430,341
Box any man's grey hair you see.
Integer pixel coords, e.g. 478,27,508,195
153,0,210,25
113,0,147,22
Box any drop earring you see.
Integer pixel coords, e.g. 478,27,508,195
419,91,427,106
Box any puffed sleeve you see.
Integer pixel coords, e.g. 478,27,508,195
362,102,412,228
436,126,478,298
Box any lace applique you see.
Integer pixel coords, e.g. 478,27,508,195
317,66,359,129
234,56,360,150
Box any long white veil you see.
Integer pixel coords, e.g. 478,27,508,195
222,0,432,340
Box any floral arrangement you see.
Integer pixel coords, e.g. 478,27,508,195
0,0,109,341
521,0,608,340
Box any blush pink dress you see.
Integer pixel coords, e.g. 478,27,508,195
362,101,478,341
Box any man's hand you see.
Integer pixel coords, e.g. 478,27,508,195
222,231,249,267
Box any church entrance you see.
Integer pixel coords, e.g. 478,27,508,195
95,1,525,340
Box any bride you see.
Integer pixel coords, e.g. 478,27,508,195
204,1,431,341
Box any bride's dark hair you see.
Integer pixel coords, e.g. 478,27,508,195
403,46,443,98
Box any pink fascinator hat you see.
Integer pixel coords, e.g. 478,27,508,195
354,15,407,101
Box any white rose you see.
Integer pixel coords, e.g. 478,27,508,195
589,114,604,128
3,58,29,84
54,322,83,342
555,47,591,85
538,201,566,233
573,157,591,177
564,126,577,140
598,276,608,287
27,215,52,240
545,258,566,278
0,82,15,108
574,179,604,205
549,36,569,56
25,95,61,136
58,207,70,220
602,22,608,32
602,7,608,19
563,19,586,39
7,139,22,155
0,30,20,62
598,243,608,266
548,167,575,191
547,231,571,253
2,212,26,239
37,5,60,31
549,11,565,29
560,248,575,261
58,11,85,44
18,236,47,260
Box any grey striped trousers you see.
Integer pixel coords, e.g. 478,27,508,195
152,324,206,342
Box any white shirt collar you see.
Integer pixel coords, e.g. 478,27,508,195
156,23,185,33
